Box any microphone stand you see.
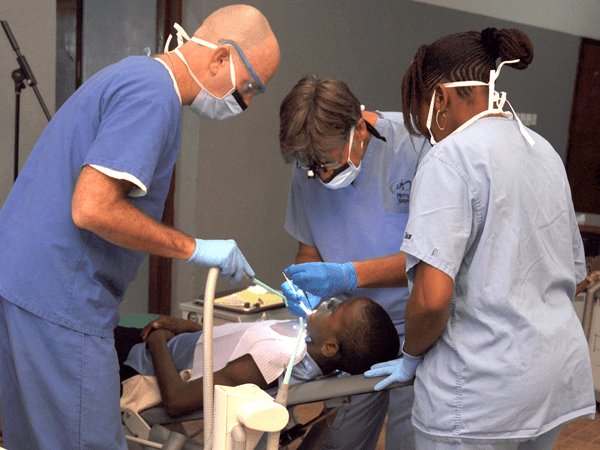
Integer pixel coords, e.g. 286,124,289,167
1,20,52,181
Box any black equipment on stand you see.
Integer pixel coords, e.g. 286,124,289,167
1,20,52,182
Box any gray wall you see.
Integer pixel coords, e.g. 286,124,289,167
0,2,55,207
81,0,158,314
0,0,584,316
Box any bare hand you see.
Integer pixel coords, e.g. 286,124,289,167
141,315,201,341
146,327,175,344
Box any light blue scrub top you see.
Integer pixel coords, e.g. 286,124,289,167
401,117,595,439
285,113,429,335
0,56,181,337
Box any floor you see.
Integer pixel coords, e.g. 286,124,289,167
375,407,600,450
290,401,600,450
1,404,599,448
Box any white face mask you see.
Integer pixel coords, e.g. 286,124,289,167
425,59,534,146
167,23,246,120
320,127,363,190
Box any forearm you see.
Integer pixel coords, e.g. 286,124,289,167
404,297,450,356
80,199,194,259
294,244,407,288
295,243,322,264
354,253,408,288
72,166,195,260
403,262,453,356
147,333,200,416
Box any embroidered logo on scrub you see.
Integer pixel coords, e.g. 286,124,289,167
389,179,411,205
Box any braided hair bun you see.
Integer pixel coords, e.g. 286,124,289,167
481,27,533,69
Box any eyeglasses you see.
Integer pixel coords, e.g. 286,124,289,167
296,158,346,173
218,39,266,96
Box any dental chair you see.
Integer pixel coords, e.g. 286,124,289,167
122,268,411,450
123,373,408,450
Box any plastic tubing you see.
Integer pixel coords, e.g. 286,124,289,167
203,267,220,450
266,317,306,450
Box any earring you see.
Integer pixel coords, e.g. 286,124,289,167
435,110,447,131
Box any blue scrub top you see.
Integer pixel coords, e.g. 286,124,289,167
0,56,181,337
401,117,594,439
285,113,430,335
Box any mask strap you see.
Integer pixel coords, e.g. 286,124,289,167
487,59,519,110
347,126,355,164
504,99,536,146
173,48,203,87
165,22,221,52
425,91,437,145
170,23,237,99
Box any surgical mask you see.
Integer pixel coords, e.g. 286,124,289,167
166,23,247,120
320,127,363,189
425,59,534,146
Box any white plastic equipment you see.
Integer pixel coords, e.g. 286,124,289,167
203,268,292,450
213,384,288,450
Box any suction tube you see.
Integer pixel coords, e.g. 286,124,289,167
203,267,220,450
266,317,306,449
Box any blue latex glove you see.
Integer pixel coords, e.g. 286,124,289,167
283,262,358,298
364,347,424,390
187,239,255,283
280,280,321,319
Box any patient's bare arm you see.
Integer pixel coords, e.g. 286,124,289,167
146,329,274,417
141,315,201,341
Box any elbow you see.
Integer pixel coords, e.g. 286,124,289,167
163,400,186,418
71,195,99,231
408,292,452,323
162,394,193,417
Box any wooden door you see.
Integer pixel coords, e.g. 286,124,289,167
566,38,600,214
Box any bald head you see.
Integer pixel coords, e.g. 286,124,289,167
193,4,280,84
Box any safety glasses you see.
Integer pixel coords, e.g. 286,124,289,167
218,39,266,96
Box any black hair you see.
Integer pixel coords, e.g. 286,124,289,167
335,297,400,375
402,27,534,135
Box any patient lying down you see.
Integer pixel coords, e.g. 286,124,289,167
115,297,399,417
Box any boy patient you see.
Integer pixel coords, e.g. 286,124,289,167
115,297,399,417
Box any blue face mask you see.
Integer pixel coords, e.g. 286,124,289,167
166,23,248,120
173,48,246,120
320,127,363,190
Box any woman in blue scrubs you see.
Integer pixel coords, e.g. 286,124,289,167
366,27,596,449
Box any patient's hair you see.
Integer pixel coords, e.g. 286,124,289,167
279,75,362,168
335,298,399,375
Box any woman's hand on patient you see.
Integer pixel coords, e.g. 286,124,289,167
141,315,201,341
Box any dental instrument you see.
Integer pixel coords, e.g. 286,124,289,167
252,278,287,302
282,273,314,317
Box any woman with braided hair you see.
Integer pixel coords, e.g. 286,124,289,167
365,28,596,448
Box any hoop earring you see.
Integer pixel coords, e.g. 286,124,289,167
435,110,447,131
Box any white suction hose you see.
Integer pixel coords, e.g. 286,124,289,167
203,267,220,450
266,317,306,450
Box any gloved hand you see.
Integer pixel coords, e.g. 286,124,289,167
280,280,321,319
364,347,424,390
283,262,358,298
187,239,255,283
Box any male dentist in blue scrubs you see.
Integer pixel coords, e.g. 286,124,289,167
0,5,279,449
279,75,430,450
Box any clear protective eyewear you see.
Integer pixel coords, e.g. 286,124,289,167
217,39,266,97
